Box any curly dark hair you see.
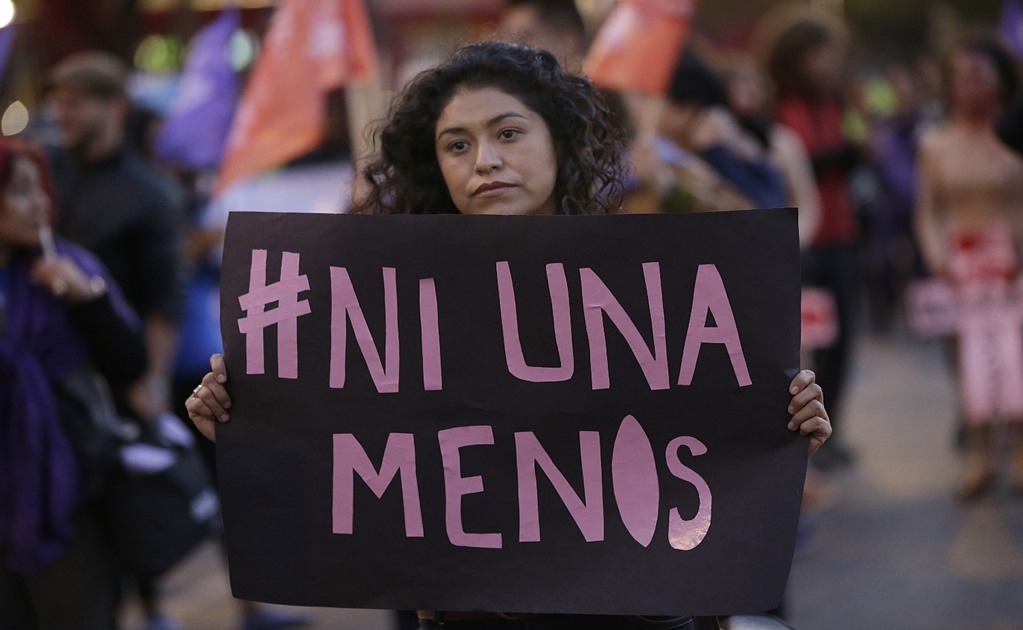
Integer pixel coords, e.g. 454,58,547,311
352,40,625,216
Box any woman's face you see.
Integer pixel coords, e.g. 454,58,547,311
802,43,844,93
949,49,1001,117
435,86,558,216
727,62,765,117
0,155,49,252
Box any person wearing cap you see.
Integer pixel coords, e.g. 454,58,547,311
40,49,188,630
44,46,313,630
43,50,185,433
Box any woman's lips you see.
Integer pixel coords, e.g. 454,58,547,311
472,182,515,197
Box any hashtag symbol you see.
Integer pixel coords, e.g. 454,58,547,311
237,250,312,378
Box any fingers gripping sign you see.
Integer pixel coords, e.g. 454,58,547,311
786,369,831,455
185,354,231,442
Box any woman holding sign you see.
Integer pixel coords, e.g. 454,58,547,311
186,41,831,629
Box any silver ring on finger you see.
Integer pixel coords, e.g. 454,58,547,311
191,384,205,398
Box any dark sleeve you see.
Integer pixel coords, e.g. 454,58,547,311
700,144,788,209
810,143,860,175
41,146,76,227
997,92,1023,158
130,177,188,322
69,292,148,386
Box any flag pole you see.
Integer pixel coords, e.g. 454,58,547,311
345,75,384,172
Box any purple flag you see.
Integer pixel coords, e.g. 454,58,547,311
155,8,239,170
0,25,16,86
1001,0,1023,58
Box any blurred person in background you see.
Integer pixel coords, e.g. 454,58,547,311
43,50,186,433
914,35,1023,500
766,12,862,472
625,48,782,215
724,53,821,245
659,48,787,210
0,137,146,630
498,0,587,72
41,49,187,630
863,61,929,331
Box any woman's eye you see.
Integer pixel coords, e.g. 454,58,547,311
499,129,519,140
448,141,468,153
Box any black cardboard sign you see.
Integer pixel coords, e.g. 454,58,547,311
218,209,805,616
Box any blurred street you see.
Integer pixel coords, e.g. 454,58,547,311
120,327,1023,630
788,329,1023,629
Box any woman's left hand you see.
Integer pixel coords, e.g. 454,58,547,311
787,369,830,455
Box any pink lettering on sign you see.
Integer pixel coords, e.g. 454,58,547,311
515,431,604,543
438,426,503,549
332,433,424,537
331,418,713,551
497,262,575,382
678,264,751,387
581,262,669,391
419,278,443,391
665,436,712,550
237,250,312,378
611,415,660,547
329,267,400,393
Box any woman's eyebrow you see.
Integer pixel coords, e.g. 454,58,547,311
436,111,528,141
486,111,528,126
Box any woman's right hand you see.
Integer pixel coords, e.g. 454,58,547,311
30,256,106,304
184,354,231,442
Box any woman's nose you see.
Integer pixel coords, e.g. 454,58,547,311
474,141,502,173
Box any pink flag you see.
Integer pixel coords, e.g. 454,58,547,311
584,0,697,95
214,0,378,196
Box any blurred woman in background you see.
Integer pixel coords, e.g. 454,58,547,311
766,12,862,471
0,137,146,629
914,36,1023,500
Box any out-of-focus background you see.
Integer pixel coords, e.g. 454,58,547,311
1,0,1022,629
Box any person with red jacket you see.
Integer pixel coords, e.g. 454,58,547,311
767,12,861,471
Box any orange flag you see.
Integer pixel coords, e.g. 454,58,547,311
584,0,696,96
214,0,378,196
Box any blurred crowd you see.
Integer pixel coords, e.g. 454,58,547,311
2,0,1023,629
